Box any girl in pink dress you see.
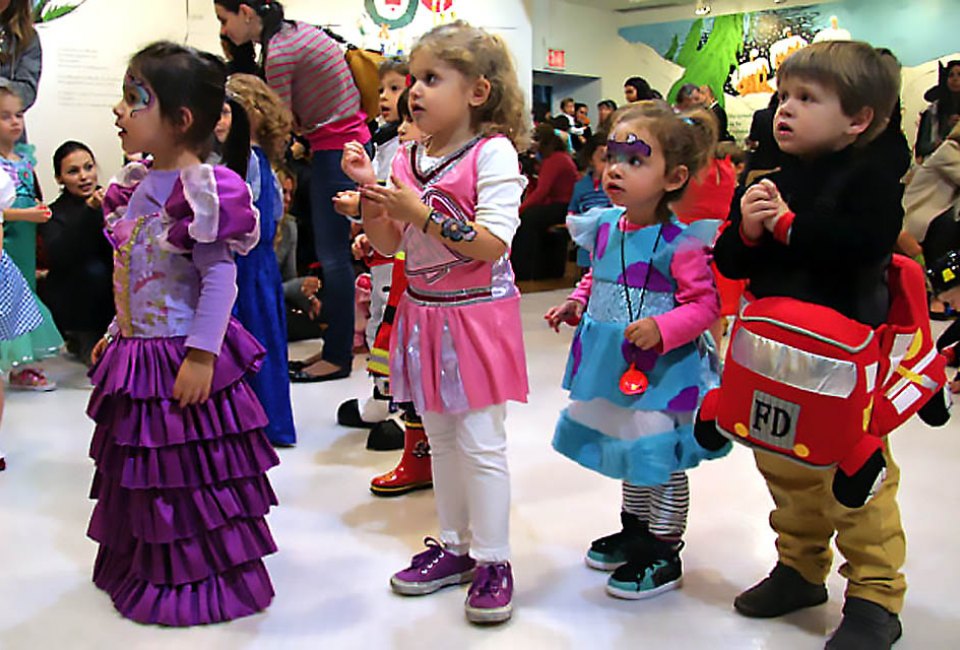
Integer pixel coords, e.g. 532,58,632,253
342,21,528,625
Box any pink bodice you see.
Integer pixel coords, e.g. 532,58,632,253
392,137,518,304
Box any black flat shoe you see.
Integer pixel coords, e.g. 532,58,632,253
290,367,351,383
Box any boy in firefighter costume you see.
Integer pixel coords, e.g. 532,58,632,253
702,42,948,650
367,252,433,496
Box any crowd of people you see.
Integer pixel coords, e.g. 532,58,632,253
0,1,958,648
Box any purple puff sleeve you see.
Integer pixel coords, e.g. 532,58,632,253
102,162,150,249
162,164,260,255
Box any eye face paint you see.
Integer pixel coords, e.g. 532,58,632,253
606,132,652,164
124,73,153,117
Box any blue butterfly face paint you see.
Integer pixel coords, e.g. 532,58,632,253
606,132,652,165
124,73,153,117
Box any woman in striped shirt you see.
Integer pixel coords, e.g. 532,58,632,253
216,0,370,381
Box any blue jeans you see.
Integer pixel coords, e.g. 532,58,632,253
310,149,355,368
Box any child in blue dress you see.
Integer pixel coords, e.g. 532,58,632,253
548,101,729,600
225,73,297,447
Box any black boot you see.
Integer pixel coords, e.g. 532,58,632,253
337,386,391,429
366,418,404,451
585,512,652,571
832,449,886,509
825,597,902,650
734,562,827,618
694,415,728,452
916,386,950,427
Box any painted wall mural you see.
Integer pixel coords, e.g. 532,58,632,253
619,0,960,145
357,0,458,55
33,0,85,22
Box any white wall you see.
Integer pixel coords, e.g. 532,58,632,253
31,0,187,198
530,0,684,107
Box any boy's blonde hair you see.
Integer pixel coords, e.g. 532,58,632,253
411,20,529,151
609,100,717,221
226,73,293,166
777,41,900,145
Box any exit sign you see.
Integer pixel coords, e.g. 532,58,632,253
547,49,566,70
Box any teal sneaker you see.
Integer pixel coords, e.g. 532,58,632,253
585,512,651,571
606,540,683,600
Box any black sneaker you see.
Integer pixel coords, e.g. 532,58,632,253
606,539,683,600
734,562,828,618
585,512,651,571
825,597,902,650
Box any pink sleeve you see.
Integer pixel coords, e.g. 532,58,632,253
568,269,593,305
651,245,719,353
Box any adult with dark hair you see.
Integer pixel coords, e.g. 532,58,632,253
675,83,703,111
216,0,370,381
597,99,617,130
743,92,782,184
0,0,41,117
623,76,654,103
219,34,258,75
700,84,733,142
513,124,579,279
39,141,113,366
916,60,960,161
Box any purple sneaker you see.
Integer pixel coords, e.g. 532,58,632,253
465,562,514,624
391,537,477,596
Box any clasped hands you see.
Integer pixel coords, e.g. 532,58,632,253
340,141,429,225
740,179,792,242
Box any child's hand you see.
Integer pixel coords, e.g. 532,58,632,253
352,233,373,260
625,317,662,350
90,337,109,365
300,275,320,297
544,300,584,332
740,183,778,240
341,141,376,186
360,175,428,225
173,349,215,408
333,190,361,218
23,205,52,223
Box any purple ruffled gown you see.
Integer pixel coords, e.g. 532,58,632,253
86,162,279,626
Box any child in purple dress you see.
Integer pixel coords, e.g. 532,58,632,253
85,42,279,626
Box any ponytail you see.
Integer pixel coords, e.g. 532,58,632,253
254,1,286,70
222,98,252,179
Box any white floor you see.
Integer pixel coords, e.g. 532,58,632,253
1,290,958,649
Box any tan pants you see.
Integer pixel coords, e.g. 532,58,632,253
754,443,907,613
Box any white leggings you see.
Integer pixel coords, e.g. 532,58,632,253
421,404,510,563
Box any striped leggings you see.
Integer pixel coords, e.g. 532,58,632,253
621,472,689,541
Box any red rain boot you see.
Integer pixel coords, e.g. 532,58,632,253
370,409,432,496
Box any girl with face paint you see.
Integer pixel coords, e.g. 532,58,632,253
86,41,279,626
547,101,727,602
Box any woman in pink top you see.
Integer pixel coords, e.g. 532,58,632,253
216,0,370,380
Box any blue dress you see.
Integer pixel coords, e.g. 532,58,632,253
234,147,296,446
552,207,729,486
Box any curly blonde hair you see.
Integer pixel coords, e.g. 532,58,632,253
411,20,529,151
225,73,293,166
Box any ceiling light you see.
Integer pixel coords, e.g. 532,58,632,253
695,0,711,15
773,0,787,4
